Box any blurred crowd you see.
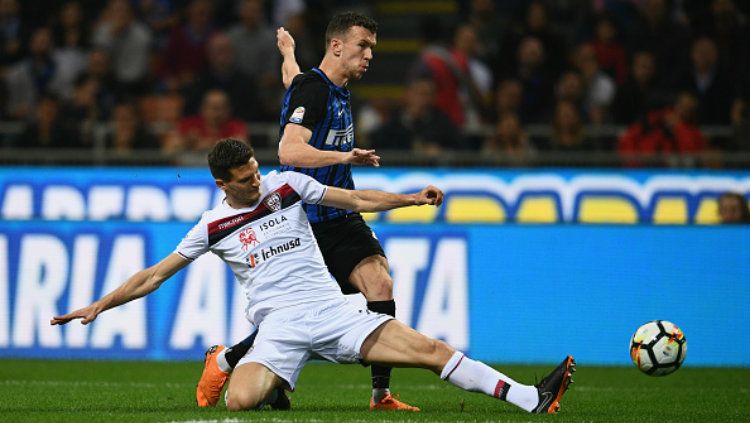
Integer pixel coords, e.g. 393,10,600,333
1,0,749,165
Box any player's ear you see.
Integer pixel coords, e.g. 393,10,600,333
215,179,227,191
331,38,342,56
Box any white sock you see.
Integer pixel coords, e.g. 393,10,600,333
440,351,539,412
216,348,232,373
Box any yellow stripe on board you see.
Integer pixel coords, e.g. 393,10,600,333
516,197,558,223
653,198,688,224
388,204,439,222
445,197,505,223
694,199,719,224
578,197,638,224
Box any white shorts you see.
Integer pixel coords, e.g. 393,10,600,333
236,297,392,390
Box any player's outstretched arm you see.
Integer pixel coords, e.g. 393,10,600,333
50,254,188,326
320,185,443,213
277,27,302,89
279,124,381,168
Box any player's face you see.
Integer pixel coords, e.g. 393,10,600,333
221,158,261,208
339,26,376,80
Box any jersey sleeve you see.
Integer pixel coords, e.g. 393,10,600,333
283,76,329,130
173,215,209,262
282,171,327,205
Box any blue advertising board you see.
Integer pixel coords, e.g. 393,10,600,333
1,221,747,365
1,167,749,224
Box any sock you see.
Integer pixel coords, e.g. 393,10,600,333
440,351,539,412
367,300,396,402
222,329,259,370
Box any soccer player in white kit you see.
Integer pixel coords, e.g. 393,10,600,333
51,139,575,414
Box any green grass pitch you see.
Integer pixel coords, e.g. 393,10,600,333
0,359,748,422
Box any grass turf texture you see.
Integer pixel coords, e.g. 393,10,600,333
0,359,747,422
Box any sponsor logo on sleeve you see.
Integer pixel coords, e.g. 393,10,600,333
289,107,305,124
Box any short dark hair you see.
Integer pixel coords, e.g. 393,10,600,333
325,12,377,46
208,138,254,181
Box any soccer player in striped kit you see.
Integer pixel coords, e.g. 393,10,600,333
197,12,420,411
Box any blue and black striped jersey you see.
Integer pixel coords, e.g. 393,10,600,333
279,68,356,223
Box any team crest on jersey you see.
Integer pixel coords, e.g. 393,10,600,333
264,192,282,211
289,106,305,124
238,227,259,251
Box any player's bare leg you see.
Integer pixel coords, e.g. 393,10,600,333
349,255,419,411
360,320,576,414
225,362,285,411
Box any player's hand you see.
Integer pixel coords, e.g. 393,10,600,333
50,304,101,326
347,148,380,167
276,27,296,56
415,185,444,206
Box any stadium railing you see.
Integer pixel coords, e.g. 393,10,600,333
0,122,747,168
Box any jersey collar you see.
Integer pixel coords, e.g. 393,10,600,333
312,67,350,99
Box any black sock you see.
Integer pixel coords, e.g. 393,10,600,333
224,329,258,369
367,300,396,390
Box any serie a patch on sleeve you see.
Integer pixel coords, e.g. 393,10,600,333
289,106,305,123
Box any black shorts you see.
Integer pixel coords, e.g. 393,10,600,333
311,212,386,295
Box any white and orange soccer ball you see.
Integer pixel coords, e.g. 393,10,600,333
630,320,687,376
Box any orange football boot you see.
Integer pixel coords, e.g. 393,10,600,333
196,345,230,407
370,393,420,411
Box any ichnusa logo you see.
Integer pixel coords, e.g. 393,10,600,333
246,238,301,268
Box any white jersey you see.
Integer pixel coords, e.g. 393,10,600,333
174,171,343,325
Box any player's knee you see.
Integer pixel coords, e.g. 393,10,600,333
225,389,262,411
371,276,393,297
416,338,453,371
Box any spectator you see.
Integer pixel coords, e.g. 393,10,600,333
135,0,178,48
0,0,23,65
54,1,89,50
483,112,532,158
554,71,584,113
612,51,669,124
586,14,627,85
4,27,71,119
691,0,750,81
185,32,258,121
676,37,733,125
78,48,118,118
717,192,750,224
370,78,461,154
160,0,214,91
106,101,159,154
93,0,152,93
544,100,594,152
572,43,616,124
509,36,554,123
618,93,707,166
227,0,277,117
464,0,504,74
17,94,77,149
165,89,248,153
494,79,523,121
453,23,493,115
630,0,691,86
502,1,566,79
409,17,465,128
59,76,100,146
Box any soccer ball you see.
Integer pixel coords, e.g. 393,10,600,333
629,320,687,376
